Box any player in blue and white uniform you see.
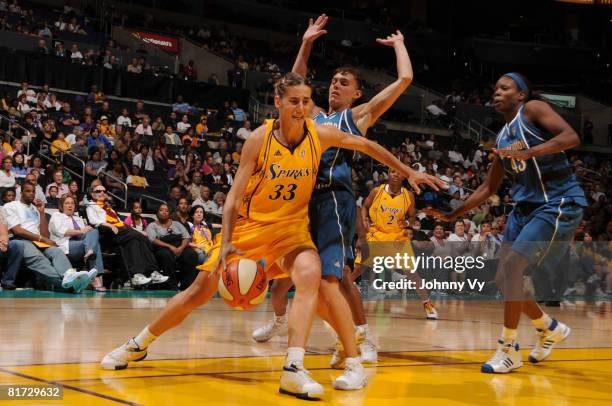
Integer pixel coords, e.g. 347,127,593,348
252,15,444,371
426,72,586,374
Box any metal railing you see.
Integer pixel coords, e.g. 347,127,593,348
100,171,128,210
249,96,277,124
37,139,87,192
453,117,497,146
139,193,166,210
0,113,32,156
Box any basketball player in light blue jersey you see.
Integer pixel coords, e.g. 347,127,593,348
252,14,444,372
426,72,586,374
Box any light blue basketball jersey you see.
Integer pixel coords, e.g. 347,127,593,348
313,108,362,194
495,105,586,206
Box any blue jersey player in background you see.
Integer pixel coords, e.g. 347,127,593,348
426,72,586,374
252,14,444,371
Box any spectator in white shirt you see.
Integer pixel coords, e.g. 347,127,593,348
135,116,153,137
70,44,83,63
65,126,83,145
49,195,104,290
438,167,453,185
164,126,182,145
17,82,37,103
44,93,63,111
54,15,66,31
116,108,132,127
236,120,252,140
0,157,16,188
191,186,217,213
17,94,31,115
424,134,436,149
448,148,464,165
132,145,155,172
176,114,191,134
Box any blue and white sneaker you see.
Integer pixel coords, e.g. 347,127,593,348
74,269,98,293
529,319,571,363
481,340,523,374
61,269,93,292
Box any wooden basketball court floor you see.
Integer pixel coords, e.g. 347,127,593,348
0,292,610,405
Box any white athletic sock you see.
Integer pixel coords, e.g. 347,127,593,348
345,357,362,369
357,324,369,336
275,313,288,324
501,327,517,344
134,326,157,349
285,347,305,368
531,313,553,331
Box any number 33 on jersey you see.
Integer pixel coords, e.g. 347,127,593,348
240,119,322,223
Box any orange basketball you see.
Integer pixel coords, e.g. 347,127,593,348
218,259,268,310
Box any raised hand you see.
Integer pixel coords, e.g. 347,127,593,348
406,170,447,195
376,30,405,47
302,14,328,43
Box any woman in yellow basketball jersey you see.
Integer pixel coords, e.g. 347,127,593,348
362,169,438,320
101,73,442,399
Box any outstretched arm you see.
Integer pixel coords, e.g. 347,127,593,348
423,157,505,222
292,15,328,116
352,30,413,133
292,14,328,77
317,125,445,194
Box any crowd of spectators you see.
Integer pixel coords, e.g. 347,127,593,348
0,74,610,299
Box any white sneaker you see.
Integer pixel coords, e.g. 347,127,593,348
100,338,148,370
73,269,98,293
481,340,523,374
252,317,288,343
360,338,378,364
333,358,368,390
279,363,324,400
528,320,571,364
150,271,169,284
423,300,438,320
61,269,92,291
356,325,377,364
131,273,152,286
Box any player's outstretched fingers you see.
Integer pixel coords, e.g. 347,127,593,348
434,176,447,190
408,180,422,195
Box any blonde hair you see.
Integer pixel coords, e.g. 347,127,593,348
274,72,311,97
